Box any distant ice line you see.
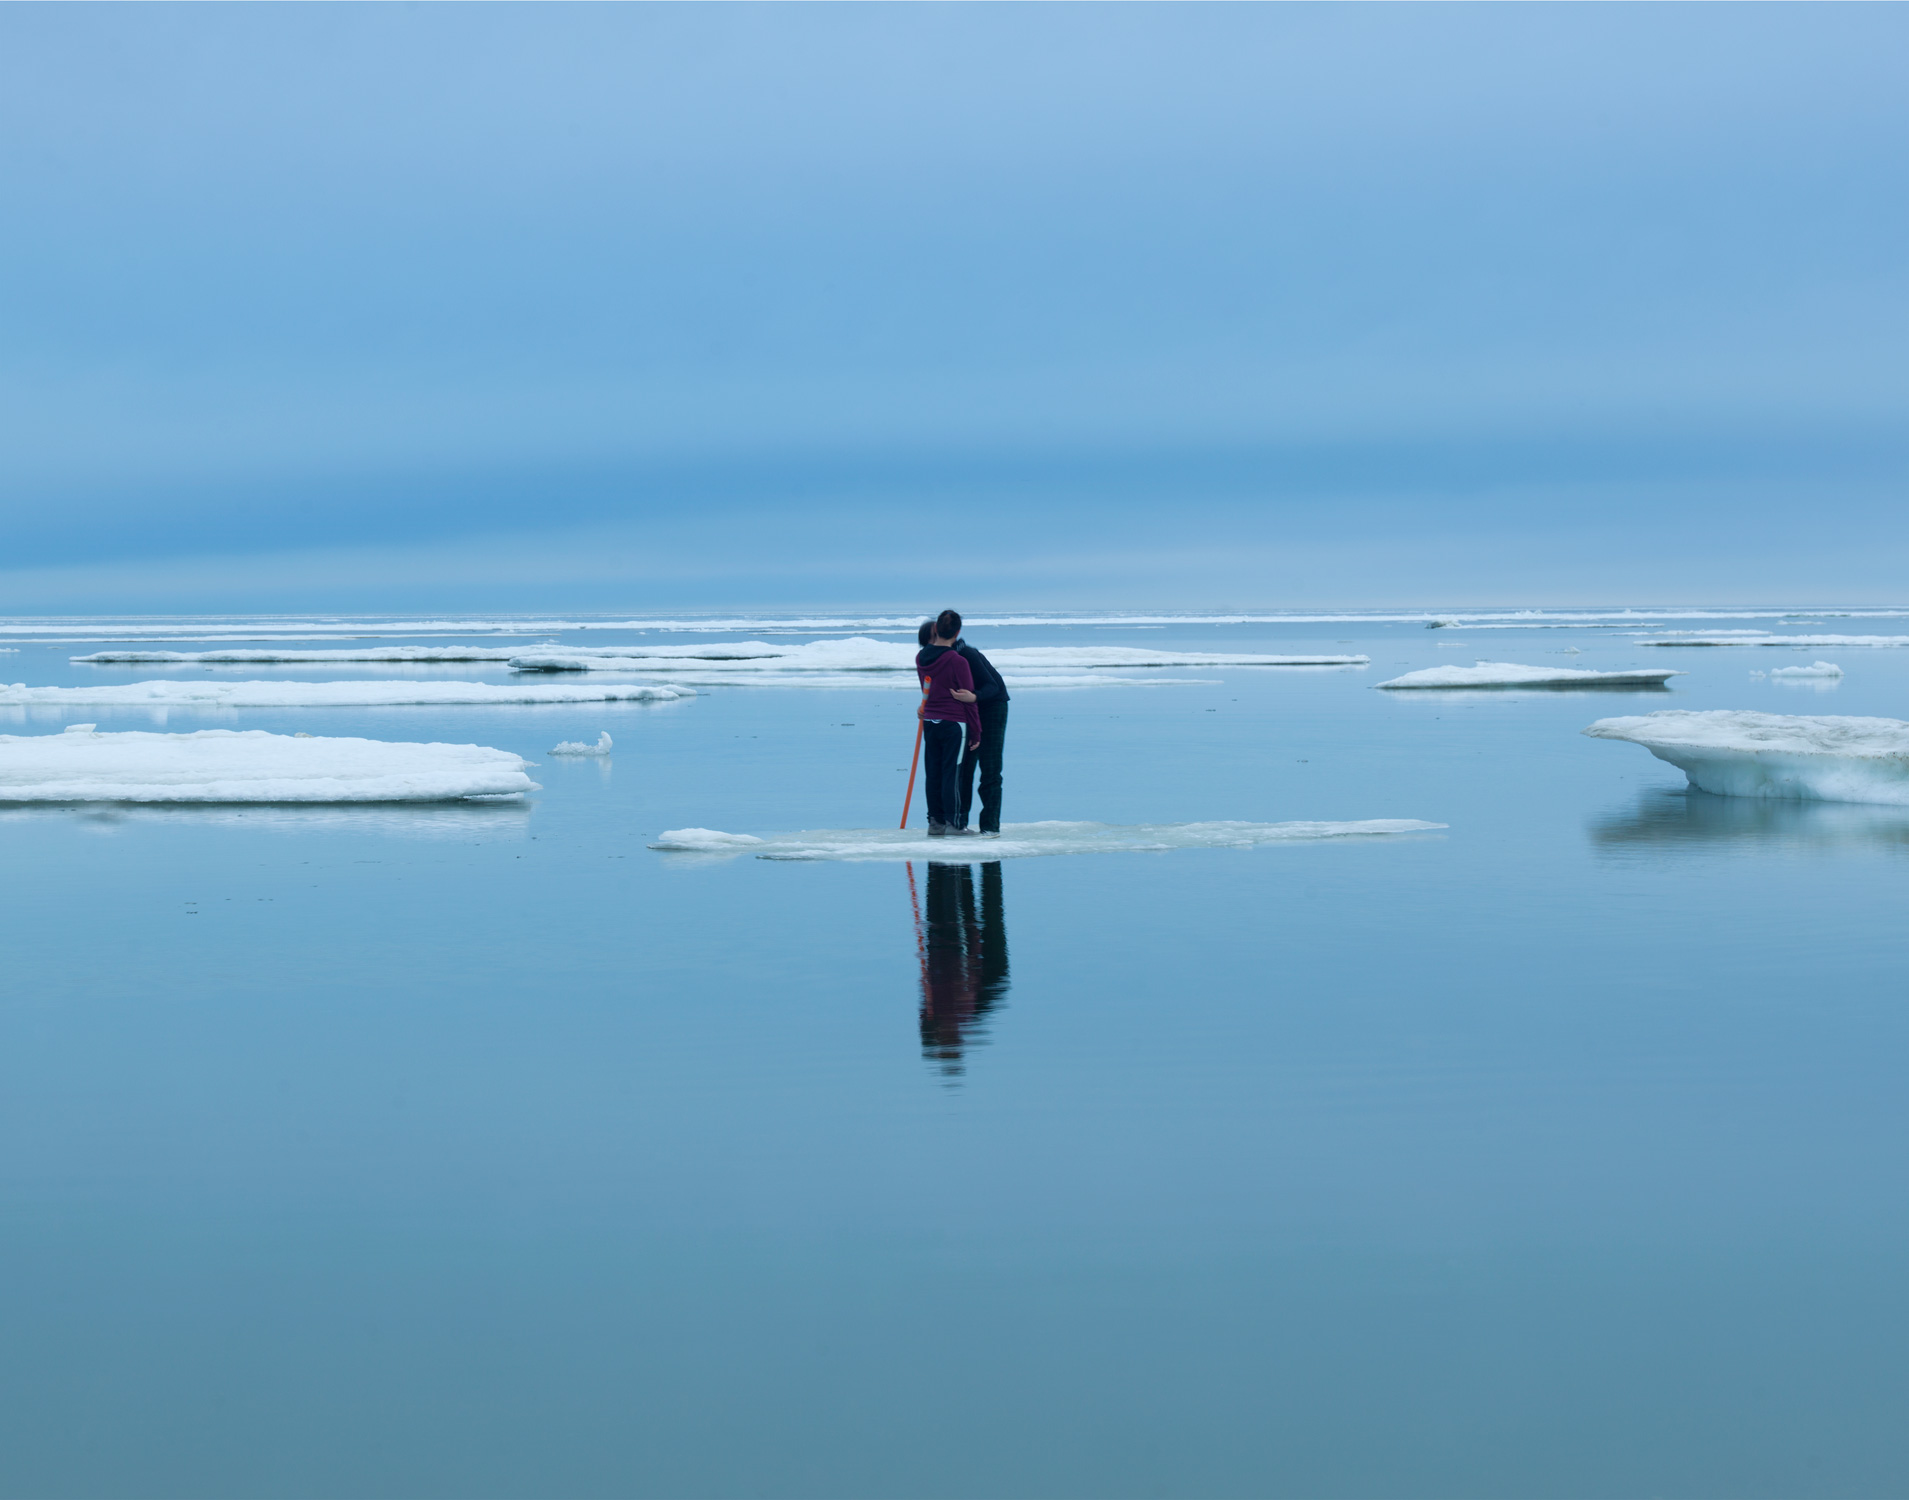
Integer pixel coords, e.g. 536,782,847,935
10,606,1909,641
1637,634,1909,648
1,681,695,708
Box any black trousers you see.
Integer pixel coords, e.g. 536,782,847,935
959,701,1008,832
922,719,965,830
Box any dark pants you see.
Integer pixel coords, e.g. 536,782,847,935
922,719,965,830
959,701,1008,832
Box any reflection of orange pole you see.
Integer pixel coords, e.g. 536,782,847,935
899,682,928,829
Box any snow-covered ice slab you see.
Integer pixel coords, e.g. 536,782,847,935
510,636,1366,678
1639,634,1909,648
649,818,1444,862
0,728,540,802
1377,661,1682,689
1584,711,1909,806
0,680,694,708
71,647,530,663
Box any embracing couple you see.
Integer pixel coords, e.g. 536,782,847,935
914,608,1010,837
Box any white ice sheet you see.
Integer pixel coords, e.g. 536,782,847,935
71,647,532,663
1639,634,1909,647
0,680,695,708
1584,710,1909,806
1377,661,1682,689
649,818,1445,861
0,727,539,802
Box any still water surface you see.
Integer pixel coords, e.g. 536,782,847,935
3,616,1907,1497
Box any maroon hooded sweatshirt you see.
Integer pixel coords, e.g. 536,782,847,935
915,645,983,740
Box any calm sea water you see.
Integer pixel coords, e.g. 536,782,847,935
4,615,1908,1498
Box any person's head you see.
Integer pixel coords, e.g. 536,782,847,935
918,621,935,649
935,609,962,644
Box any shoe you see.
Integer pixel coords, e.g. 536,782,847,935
926,823,950,837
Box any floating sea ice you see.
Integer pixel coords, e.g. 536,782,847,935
510,636,1367,677
649,818,1445,862
1377,661,1683,690
1767,661,1843,679
0,680,695,708
1639,634,1909,648
0,728,540,802
549,731,613,756
70,646,532,664
1584,710,1909,806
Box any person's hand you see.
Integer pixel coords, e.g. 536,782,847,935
952,688,977,703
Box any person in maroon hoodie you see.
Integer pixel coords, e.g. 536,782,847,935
914,616,982,836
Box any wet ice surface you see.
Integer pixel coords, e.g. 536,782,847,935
6,613,1909,1499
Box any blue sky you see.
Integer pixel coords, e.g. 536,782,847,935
2,5,1904,611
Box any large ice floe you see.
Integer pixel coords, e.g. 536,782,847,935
0,680,694,708
0,727,539,802
649,818,1443,862
508,637,1365,684
71,646,532,663
1584,711,1909,806
1638,633,1909,648
1377,661,1682,690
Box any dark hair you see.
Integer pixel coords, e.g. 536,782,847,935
935,609,962,640
918,621,935,648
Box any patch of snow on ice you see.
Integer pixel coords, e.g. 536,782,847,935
549,731,613,756
0,680,695,708
1377,661,1682,690
650,819,1444,862
0,729,540,803
1584,711,1909,806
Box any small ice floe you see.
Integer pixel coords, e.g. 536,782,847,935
1377,661,1682,690
548,731,613,756
1425,617,1463,629
649,818,1445,862
1768,661,1843,679
1584,710,1909,806
0,728,540,802
0,680,695,708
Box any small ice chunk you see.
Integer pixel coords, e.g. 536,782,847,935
650,819,1444,861
1769,661,1843,679
64,723,98,734
549,731,613,756
1584,710,1909,806
1377,661,1683,689
0,729,540,803
1425,617,1463,629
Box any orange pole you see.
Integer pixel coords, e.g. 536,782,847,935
900,682,928,829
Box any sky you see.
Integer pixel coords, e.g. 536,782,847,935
1,4,1905,613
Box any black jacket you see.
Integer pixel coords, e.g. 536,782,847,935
956,642,1010,704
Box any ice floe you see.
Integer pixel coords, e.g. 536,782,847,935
1639,634,1909,648
0,728,539,802
548,731,613,756
649,818,1444,862
1377,662,1682,690
1765,662,1843,679
71,647,530,663
1584,710,1909,806
0,680,695,708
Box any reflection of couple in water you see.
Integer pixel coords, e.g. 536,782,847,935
912,860,1011,1078
914,608,1010,837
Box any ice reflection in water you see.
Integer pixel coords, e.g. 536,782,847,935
1591,787,1909,853
908,861,1011,1080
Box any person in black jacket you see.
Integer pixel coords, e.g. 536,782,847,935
934,609,1010,835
